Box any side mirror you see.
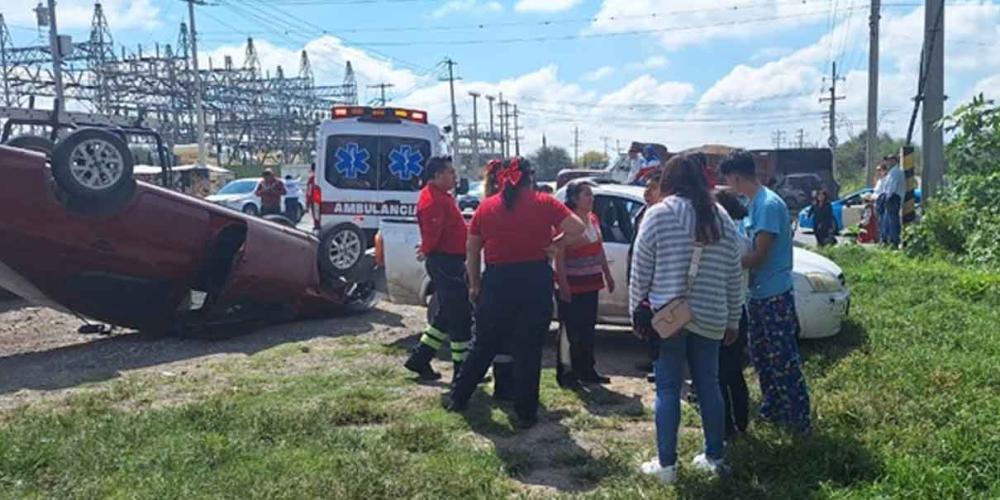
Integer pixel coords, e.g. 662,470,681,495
457,178,470,195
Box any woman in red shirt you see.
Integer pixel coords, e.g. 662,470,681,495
447,157,585,428
555,180,615,388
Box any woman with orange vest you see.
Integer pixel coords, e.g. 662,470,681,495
555,180,615,388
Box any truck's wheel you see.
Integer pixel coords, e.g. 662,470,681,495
343,280,378,314
5,135,56,156
51,128,134,201
263,214,296,228
319,223,365,280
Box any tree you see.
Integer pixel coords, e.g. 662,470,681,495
942,93,1000,178
834,130,918,192
579,151,609,169
529,146,573,181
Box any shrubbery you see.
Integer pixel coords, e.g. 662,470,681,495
905,95,1000,269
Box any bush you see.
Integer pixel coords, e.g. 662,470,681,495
905,95,1000,269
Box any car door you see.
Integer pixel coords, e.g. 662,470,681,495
592,194,642,323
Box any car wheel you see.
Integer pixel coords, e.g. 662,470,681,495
263,214,296,228
319,223,366,280
51,128,134,200
242,204,259,216
5,135,56,156
343,280,378,314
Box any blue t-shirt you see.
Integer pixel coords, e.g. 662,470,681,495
743,187,793,299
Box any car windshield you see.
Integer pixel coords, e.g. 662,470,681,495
217,180,257,195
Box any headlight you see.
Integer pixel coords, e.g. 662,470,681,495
804,272,843,293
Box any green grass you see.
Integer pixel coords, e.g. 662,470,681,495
1,247,999,498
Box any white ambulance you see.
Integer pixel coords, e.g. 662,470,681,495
313,106,445,279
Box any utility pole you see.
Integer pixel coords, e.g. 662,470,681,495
485,95,496,156
796,129,805,149
573,126,580,165
37,0,66,115
866,0,881,184
922,0,945,200
820,62,846,177
513,104,520,157
616,139,622,155
772,130,786,149
441,58,461,172
497,93,506,157
186,0,208,166
367,82,394,106
468,91,480,170
601,136,611,158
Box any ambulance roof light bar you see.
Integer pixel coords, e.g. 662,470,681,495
331,106,427,124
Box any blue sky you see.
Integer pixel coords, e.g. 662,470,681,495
4,0,1000,154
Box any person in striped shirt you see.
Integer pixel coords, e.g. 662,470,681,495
631,153,744,483
555,180,615,388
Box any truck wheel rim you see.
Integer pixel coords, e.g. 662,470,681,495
69,139,123,190
329,230,361,269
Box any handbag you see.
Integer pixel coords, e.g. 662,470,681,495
651,244,704,339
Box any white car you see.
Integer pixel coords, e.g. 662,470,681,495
206,178,305,218
378,184,850,339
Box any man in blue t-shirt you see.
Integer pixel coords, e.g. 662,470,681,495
720,150,811,435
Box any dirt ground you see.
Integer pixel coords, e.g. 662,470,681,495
0,295,657,403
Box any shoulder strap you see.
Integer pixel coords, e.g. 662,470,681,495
686,244,705,292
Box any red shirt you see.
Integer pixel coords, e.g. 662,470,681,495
255,177,286,209
417,183,467,256
470,190,573,265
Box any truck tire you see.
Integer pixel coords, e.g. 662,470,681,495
318,223,366,280
51,128,135,201
263,214,295,228
5,135,56,156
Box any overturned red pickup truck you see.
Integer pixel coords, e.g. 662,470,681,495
0,128,376,336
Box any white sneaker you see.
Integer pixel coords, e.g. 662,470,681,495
691,453,727,476
639,459,677,484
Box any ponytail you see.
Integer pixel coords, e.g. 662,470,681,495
497,157,533,210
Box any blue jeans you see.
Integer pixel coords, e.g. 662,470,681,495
654,331,725,466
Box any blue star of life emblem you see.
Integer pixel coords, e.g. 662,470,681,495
335,143,371,179
388,145,424,181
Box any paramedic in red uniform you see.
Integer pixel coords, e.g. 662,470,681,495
404,156,473,381
446,158,585,428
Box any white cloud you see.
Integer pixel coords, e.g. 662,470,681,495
589,0,831,50
751,46,794,63
431,0,503,18
3,0,160,30
583,66,615,82
514,0,583,14
625,56,668,72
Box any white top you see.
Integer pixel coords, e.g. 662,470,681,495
284,179,302,198
884,166,907,199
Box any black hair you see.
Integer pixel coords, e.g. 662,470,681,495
502,157,534,210
715,189,748,220
661,153,722,244
424,155,453,183
564,180,595,211
719,149,756,180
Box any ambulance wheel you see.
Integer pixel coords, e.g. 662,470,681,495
5,135,56,156
51,128,134,201
319,223,365,280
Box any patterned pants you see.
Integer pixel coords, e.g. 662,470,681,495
747,291,812,434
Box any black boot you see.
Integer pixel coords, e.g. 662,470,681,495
404,344,441,381
579,370,611,385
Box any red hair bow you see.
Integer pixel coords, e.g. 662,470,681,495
497,158,523,188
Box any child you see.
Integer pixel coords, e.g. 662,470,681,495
714,190,751,439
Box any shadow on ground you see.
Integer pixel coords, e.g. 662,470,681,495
457,387,633,494
799,318,869,377
0,307,405,396
676,429,883,499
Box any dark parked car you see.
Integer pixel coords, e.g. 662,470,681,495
0,129,376,336
773,173,825,212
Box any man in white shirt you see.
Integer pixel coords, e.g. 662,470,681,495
881,155,905,247
622,144,645,185
283,175,303,222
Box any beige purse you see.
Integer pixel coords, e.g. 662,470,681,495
652,244,704,339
